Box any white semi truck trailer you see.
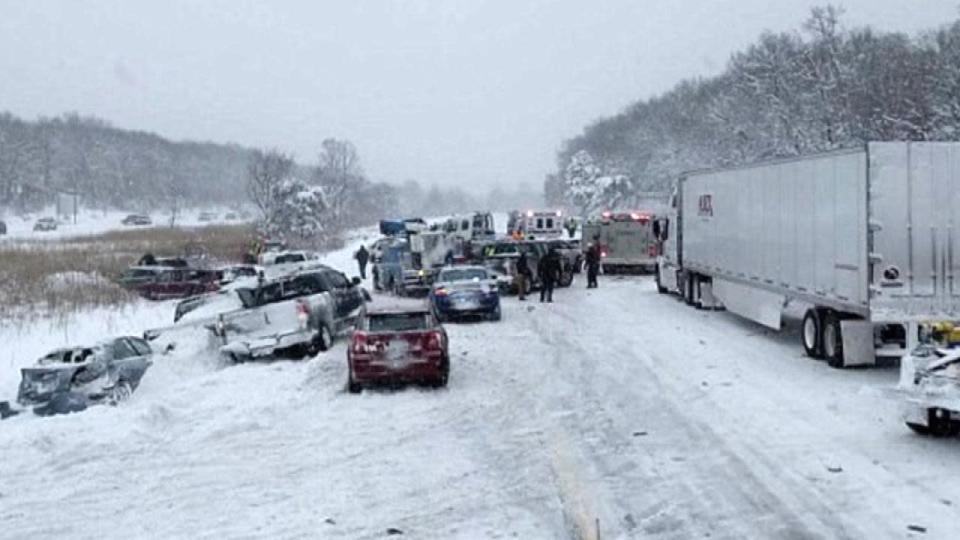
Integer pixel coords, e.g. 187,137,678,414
655,142,960,368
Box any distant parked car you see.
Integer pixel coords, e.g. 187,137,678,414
258,249,320,268
4,337,153,417
122,214,152,226
347,303,449,393
430,265,501,322
198,211,217,222
224,212,238,221
214,266,367,362
33,217,58,232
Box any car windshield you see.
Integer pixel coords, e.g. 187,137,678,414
368,312,430,332
275,253,306,264
440,268,487,282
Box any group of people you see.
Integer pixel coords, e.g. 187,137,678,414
512,236,602,303
513,249,564,303
352,232,604,305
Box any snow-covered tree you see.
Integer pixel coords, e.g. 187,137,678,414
268,178,330,243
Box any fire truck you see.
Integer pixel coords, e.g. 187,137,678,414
582,211,659,274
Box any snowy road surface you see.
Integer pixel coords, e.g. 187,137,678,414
2,265,960,537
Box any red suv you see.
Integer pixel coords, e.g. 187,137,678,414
121,266,221,300
348,305,448,393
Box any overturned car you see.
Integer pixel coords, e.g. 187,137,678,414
1,337,153,419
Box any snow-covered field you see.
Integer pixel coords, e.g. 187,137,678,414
2,237,960,539
0,206,250,241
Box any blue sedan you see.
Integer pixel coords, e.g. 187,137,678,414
430,266,502,322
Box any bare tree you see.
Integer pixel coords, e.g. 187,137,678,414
247,148,294,224
315,138,362,231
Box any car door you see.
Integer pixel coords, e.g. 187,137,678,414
105,339,142,387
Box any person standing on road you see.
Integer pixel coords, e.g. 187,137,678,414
585,239,601,289
515,251,533,301
538,249,562,303
354,244,369,280
565,217,578,239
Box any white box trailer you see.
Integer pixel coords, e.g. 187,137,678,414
656,142,960,367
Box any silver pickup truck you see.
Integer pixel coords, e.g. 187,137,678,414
213,266,367,362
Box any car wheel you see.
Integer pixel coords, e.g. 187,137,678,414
108,381,134,405
347,372,362,394
432,356,450,388
309,325,332,355
489,305,502,322
559,270,573,287
924,410,959,437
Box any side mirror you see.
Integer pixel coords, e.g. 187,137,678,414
351,277,362,286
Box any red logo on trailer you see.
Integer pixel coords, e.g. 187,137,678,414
698,194,713,217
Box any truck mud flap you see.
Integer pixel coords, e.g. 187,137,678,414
840,320,875,367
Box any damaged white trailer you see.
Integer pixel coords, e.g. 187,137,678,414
656,142,960,368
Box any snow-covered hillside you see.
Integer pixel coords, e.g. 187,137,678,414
2,239,959,539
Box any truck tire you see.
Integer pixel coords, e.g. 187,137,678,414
802,309,824,359
822,311,845,368
684,274,696,306
308,325,332,355
694,277,706,310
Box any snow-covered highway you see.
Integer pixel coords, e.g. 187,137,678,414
2,260,959,539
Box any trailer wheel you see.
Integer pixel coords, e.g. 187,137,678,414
802,309,823,359
822,311,845,368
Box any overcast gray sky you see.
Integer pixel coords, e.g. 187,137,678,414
1,1,956,192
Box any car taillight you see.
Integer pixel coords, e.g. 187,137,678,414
601,251,608,258
351,332,370,354
424,331,443,350
296,300,309,329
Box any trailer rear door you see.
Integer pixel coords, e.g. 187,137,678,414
869,142,960,320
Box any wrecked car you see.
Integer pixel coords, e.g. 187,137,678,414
900,341,960,437
2,337,153,418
